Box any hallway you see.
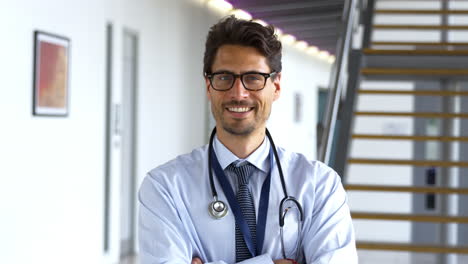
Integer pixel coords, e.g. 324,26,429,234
1,0,468,263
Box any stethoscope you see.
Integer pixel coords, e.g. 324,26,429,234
207,127,304,260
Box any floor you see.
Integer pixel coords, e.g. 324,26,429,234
358,251,468,264
119,255,138,264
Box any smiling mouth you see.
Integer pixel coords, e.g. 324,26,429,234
227,107,253,113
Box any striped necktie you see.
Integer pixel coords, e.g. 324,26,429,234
227,162,257,262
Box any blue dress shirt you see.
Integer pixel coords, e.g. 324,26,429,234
138,136,357,264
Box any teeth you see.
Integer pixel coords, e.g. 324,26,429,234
228,107,250,113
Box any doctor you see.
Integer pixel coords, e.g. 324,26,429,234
138,16,357,264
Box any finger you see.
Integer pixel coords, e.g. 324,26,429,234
191,257,203,264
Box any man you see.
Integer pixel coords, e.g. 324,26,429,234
139,16,357,264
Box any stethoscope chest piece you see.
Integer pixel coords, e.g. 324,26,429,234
208,200,228,219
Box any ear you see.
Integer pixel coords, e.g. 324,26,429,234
205,76,212,101
272,72,281,101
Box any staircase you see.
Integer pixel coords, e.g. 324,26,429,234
334,0,468,263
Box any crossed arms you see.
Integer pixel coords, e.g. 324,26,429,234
138,166,357,264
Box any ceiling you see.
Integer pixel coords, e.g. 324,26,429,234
230,0,345,55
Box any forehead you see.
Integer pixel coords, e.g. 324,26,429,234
211,44,270,72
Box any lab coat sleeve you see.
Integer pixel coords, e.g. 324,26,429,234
302,168,358,264
139,174,194,264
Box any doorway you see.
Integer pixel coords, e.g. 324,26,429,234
120,29,139,259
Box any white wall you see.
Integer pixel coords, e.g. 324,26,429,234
0,0,331,263
125,0,217,182
0,0,107,263
269,45,331,160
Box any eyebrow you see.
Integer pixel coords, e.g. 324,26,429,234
211,69,269,74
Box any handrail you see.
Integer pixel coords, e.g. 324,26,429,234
318,0,360,164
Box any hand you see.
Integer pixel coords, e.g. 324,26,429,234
192,257,203,264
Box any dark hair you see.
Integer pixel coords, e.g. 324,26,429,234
203,15,282,76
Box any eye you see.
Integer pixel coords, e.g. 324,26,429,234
244,74,263,82
215,74,233,81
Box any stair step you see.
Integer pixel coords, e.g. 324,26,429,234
345,184,468,194
348,158,468,167
374,24,468,30
349,7,468,253
354,111,468,118
364,49,468,56
356,242,468,254
372,41,468,46
352,212,468,223
361,68,468,79
375,9,468,15
358,89,468,96
351,134,468,141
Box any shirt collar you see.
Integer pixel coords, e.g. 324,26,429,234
213,134,270,173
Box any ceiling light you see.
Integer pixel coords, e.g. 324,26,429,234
318,50,330,60
206,0,233,14
306,46,319,55
253,19,268,27
274,28,283,38
204,1,333,61
230,9,252,20
295,41,308,51
281,34,296,45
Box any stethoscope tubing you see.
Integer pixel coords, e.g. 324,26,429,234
208,128,288,199
279,196,304,226
208,127,304,260
208,128,218,200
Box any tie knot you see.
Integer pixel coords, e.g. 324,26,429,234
227,162,255,186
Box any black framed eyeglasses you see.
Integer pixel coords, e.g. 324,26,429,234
205,71,277,91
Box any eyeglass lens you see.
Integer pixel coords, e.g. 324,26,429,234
212,73,266,90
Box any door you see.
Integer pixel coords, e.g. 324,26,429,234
120,29,139,259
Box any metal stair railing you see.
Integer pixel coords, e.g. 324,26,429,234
317,0,361,165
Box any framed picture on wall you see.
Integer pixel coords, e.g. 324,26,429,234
32,31,70,116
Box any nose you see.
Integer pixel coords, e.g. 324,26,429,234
228,77,250,99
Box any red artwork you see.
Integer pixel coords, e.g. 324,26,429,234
33,31,70,116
